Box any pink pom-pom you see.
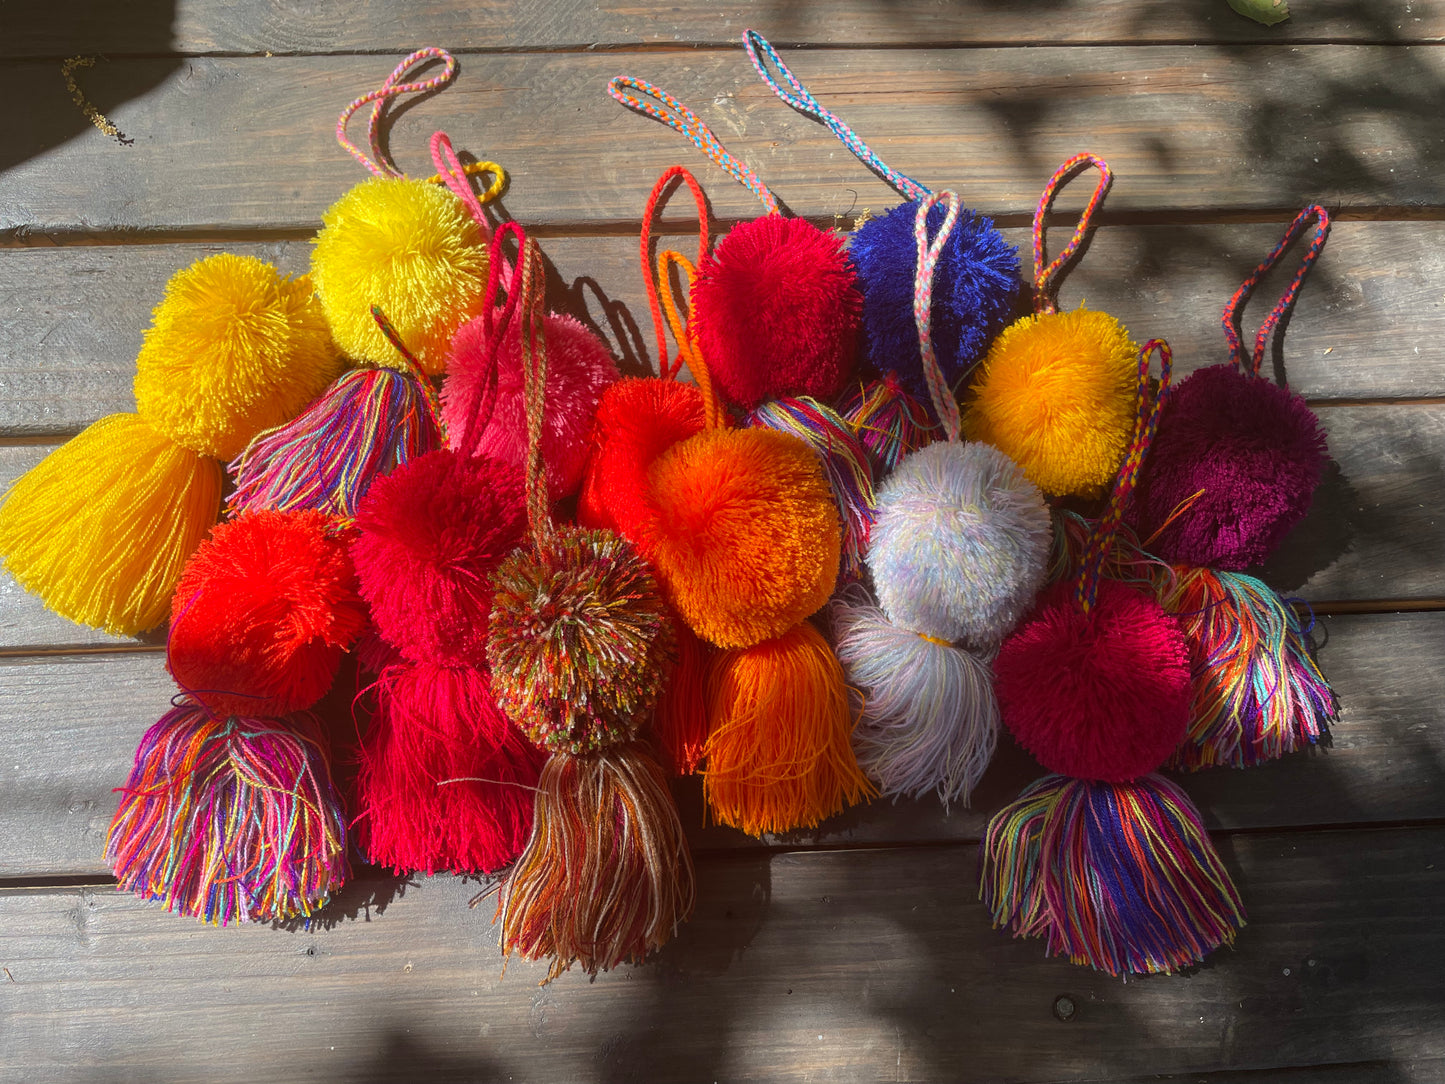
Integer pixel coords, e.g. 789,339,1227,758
351,448,526,669
995,580,1191,782
692,216,861,410
443,311,619,499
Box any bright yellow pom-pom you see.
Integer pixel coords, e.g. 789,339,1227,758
134,253,342,460
311,177,488,375
962,307,1137,497
0,413,221,635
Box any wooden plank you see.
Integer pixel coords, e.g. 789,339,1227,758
0,827,1441,1082
5,47,1445,235
5,0,1444,57
4,220,1444,437
2,612,1441,878
4,397,1438,651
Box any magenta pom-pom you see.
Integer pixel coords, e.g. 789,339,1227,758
692,215,862,409
1132,365,1328,569
996,579,1191,782
351,448,527,668
443,310,619,499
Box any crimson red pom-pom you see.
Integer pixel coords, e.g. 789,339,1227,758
355,660,544,875
168,509,369,718
576,377,706,547
995,580,1191,782
351,448,527,669
692,216,862,409
443,310,618,498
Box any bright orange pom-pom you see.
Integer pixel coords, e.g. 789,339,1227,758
645,427,841,649
963,307,1136,498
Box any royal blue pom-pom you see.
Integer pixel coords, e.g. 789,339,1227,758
850,199,1021,401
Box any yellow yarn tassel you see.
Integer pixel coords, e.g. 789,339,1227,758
0,414,221,635
702,621,874,836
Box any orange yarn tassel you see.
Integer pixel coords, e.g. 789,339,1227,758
652,621,712,775
703,622,874,835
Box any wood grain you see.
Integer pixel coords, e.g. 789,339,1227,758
1,827,1442,1083
5,47,1445,236
2,612,1440,877
3,219,1444,440
5,0,1443,57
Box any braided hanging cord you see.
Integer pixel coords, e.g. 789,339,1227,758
337,47,459,177
640,166,711,379
1032,152,1113,315
1222,204,1331,377
911,190,964,441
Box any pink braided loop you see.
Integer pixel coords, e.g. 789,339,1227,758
429,130,492,238
608,75,779,215
913,190,964,442
1222,204,1331,378
455,221,528,458
1033,152,1113,314
1076,338,1173,612
337,47,458,177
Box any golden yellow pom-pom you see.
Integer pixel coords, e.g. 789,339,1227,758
0,413,221,635
311,177,488,375
962,307,1137,497
134,253,342,461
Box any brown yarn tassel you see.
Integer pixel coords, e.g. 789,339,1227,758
498,742,696,981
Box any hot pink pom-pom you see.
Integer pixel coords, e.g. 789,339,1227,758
692,216,861,410
350,448,526,669
443,311,619,498
995,580,1191,782
356,660,545,875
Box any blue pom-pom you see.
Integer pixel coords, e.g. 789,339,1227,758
849,199,1021,401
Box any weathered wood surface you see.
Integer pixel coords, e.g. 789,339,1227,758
6,47,1445,236
5,219,1445,437
2,611,1440,878
1,827,1442,1083
6,0,1444,57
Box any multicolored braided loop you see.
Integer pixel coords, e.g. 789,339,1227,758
1223,204,1331,378
912,190,964,442
608,76,779,215
1032,152,1113,315
368,305,446,435
337,47,458,177
1076,338,1173,612
743,29,929,202
641,167,711,380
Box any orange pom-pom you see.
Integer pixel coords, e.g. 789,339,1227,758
645,427,841,649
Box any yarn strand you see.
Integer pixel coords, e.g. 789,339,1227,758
1032,152,1113,314
743,29,929,201
657,248,724,430
336,47,458,178
608,76,779,215
1222,204,1331,377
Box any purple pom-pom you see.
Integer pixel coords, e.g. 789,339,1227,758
850,199,1021,401
1132,364,1328,570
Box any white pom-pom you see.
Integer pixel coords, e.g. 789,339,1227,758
868,440,1050,647
832,589,998,807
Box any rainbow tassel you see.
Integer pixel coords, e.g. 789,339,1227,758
228,368,441,521
839,375,938,475
747,396,877,580
106,703,349,925
981,774,1245,976
1162,567,1336,770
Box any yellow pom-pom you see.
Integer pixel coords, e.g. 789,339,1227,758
0,414,221,635
311,177,488,375
134,254,342,460
962,307,1137,497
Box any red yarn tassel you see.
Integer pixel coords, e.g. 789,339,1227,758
652,620,711,775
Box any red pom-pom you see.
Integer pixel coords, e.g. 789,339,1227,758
168,510,368,718
576,377,706,545
692,216,861,409
995,580,1191,782
350,448,527,668
356,660,545,875
443,310,619,498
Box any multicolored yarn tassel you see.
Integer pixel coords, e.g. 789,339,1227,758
747,396,877,579
106,703,348,925
228,365,442,522
981,774,1245,976
1163,567,1336,770
839,376,939,475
